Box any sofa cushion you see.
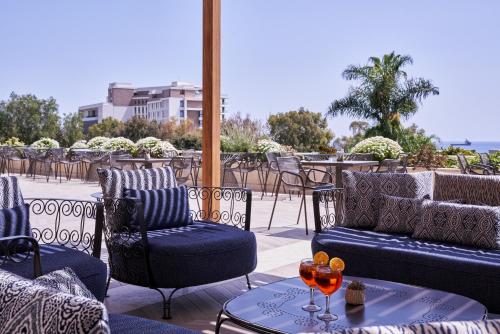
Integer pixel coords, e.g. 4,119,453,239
341,171,433,228
332,319,500,334
98,167,177,199
0,204,31,254
110,222,257,288
311,227,500,312
375,195,425,234
34,266,96,300
124,185,192,230
0,176,24,208
433,172,500,206
0,269,110,334
412,200,500,249
1,244,108,301
109,314,199,334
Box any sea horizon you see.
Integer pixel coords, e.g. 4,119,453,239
438,140,500,152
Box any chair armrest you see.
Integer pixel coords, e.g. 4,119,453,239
312,188,344,233
279,170,306,188
188,187,252,231
306,168,333,184
24,198,104,259
0,235,42,277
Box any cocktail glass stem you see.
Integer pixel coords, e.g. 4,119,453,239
302,287,321,312
318,295,338,321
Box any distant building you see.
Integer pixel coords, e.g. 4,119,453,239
79,81,228,132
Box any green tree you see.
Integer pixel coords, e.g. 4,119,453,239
0,92,61,144
221,112,264,152
122,116,160,142
267,108,334,152
59,112,84,147
328,52,439,140
87,117,125,138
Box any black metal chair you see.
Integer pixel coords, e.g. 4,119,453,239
169,156,195,185
268,156,334,235
457,154,494,175
0,176,107,301
98,167,257,319
2,146,29,175
261,152,281,199
479,153,498,175
374,159,401,173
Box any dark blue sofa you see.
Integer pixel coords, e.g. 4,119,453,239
312,172,500,313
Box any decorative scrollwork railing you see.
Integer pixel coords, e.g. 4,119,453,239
188,187,252,231
25,198,104,258
312,188,344,233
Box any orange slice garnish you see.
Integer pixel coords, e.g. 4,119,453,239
313,251,329,265
329,257,345,271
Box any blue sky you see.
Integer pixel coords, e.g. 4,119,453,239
1,0,499,141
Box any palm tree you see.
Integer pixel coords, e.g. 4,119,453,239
328,52,439,139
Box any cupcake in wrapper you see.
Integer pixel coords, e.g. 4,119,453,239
345,281,365,305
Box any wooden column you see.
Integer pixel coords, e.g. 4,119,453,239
202,0,221,216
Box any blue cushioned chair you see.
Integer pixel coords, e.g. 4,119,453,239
0,176,107,301
98,167,257,319
311,187,500,313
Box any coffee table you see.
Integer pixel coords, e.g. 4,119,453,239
215,276,486,333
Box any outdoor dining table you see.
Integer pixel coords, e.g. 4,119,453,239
115,158,173,169
301,160,379,187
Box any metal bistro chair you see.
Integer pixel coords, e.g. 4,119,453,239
479,153,498,175
396,153,409,173
344,153,375,171
26,148,59,182
238,153,264,191
457,154,494,175
2,146,29,175
54,149,82,182
261,152,281,199
81,151,110,182
374,159,401,173
221,153,242,187
268,156,334,235
169,156,195,186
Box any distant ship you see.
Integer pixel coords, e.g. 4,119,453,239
450,139,471,146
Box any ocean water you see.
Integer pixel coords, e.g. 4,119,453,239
438,141,500,153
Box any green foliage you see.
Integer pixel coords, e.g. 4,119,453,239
87,117,124,138
31,137,60,149
490,152,500,166
136,137,176,158
60,112,84,147
0,93,61,144
267,108,334,152
159,118,201,150
397,124,438,154
171,133,202,150
70,140,88,149
408,144,447,169
122,117,161,142
220,113,263,152
3,137,25,147
351,136,403,161
102,137,136,153
440,145,476,155
87,136,110,150
328,52,439,140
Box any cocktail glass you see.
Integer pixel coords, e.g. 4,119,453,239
314,265,343,321
299,258,322,312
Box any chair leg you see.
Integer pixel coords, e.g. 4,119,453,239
245,274,252,290
151,288,180,320
261,170,271,200
303,190,309,235
105,275,112,297
268,179,281,230
296,194,304,225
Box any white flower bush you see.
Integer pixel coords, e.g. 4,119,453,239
70,140,88,149
103,137,136,153
136,137,176,157
3,137,25,147
31,137,60,149
351,136,403,161
255,139,296,154
87,137,110,150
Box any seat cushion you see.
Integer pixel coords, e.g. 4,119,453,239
312,227,500,312
1,244,108,301
109,314,199,334
341,171,433,228
146,222,257,288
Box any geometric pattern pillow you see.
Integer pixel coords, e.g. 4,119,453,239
331,319,500,334
433,172,500,206
34,267,96,300
341,171,433,228
0,176,25,209
97,167,177,199
0,269,110,334
375,195,425,234
412,200,500,249
124,185,193,230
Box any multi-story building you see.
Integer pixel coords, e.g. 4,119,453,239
79,81,227,132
